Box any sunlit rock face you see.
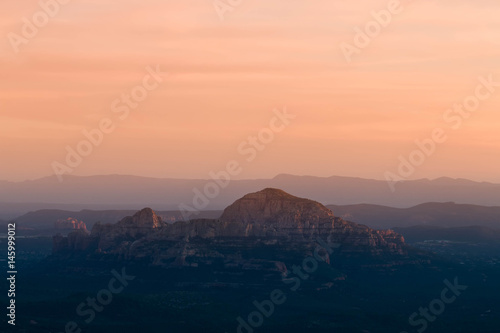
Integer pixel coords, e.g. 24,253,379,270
54,217,87,232
220,188,334,226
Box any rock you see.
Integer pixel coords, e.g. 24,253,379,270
90,207,166,251
54,218,87,232
52,189,407,265
220,188,334,227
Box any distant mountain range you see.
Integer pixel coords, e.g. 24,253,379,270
1,174,500,219
327,202,500,229
393,225,500,243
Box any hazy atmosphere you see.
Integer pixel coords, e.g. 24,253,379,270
1,0,500,182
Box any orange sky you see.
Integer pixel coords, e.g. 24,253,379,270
1,0,499,182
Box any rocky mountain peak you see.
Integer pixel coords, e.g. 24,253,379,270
126,207,163,228
220,188,334,226
85,208,164,249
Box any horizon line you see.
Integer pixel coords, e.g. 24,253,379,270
1,173,499,185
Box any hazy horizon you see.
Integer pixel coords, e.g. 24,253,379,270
3,172,500,184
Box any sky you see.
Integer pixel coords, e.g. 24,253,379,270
1,0,499,182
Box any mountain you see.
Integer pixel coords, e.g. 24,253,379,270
220,188,334,225
0,201,146,221
3,209,221,236
1,174,500,219
328,202,500,229
53,189,407,263
393,225,500,243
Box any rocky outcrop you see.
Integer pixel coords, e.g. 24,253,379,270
52,189,407,265
54,218,87,232
220,188,334,227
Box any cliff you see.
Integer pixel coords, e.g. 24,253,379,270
52,189,407,266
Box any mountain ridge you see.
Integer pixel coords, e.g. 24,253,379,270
2,175,500,219
53,189,408,262
328,202,500,229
